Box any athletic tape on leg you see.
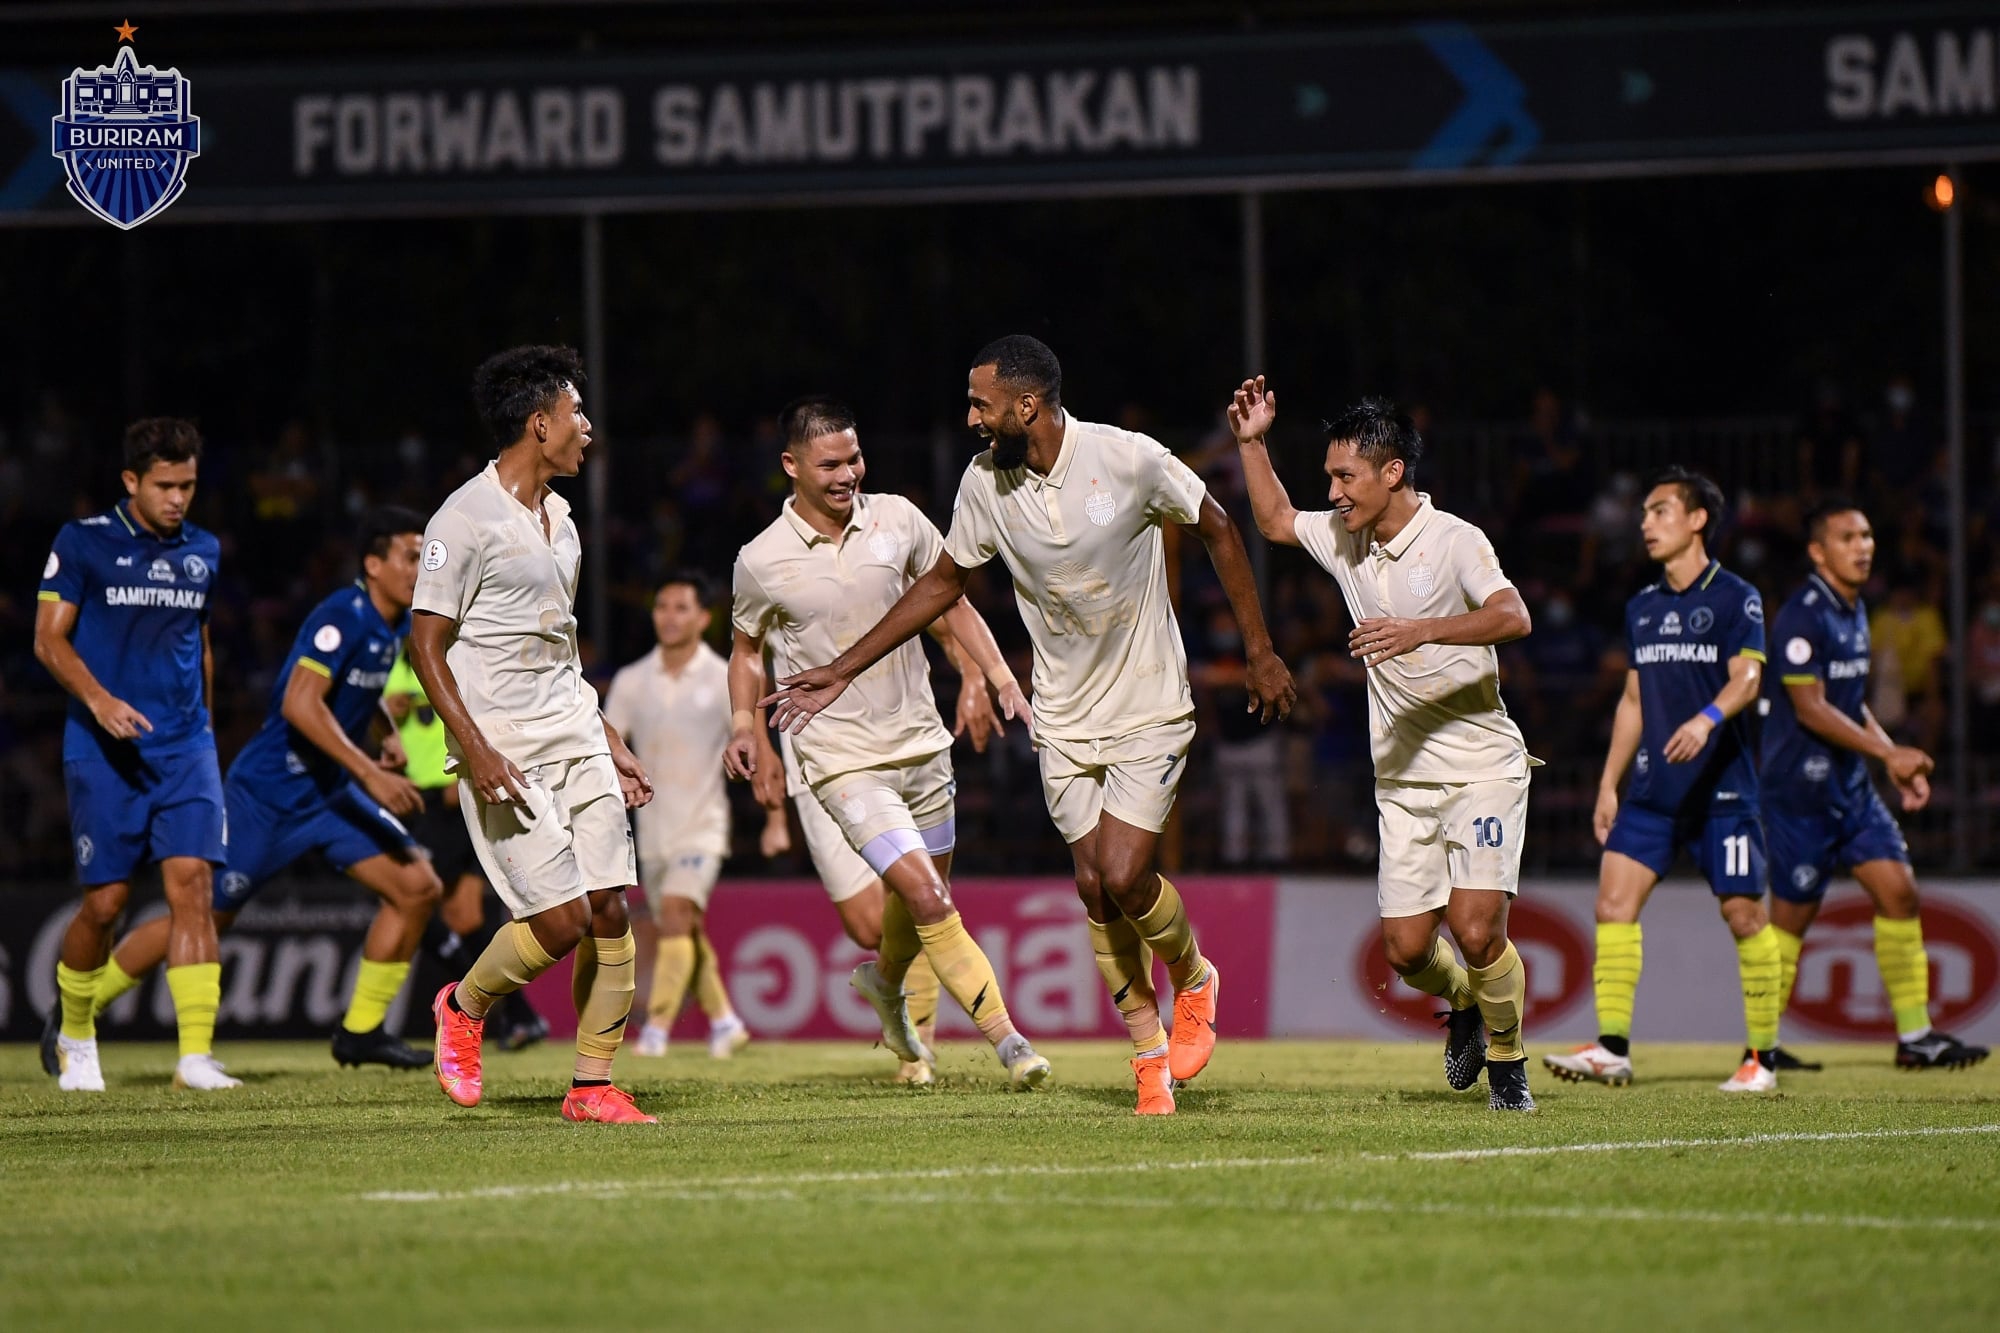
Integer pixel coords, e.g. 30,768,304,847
859,827,928,876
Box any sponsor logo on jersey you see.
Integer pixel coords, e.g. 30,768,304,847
1633,642,1718,664
148,557,175,583
1660,610,1682,636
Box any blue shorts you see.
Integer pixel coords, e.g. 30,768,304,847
1765,792,1910,903
214,779,419,912
1605,802,1768,898
64,744,226,886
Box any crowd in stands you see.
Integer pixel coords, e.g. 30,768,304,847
1,377,1988,878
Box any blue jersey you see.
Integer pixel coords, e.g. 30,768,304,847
227,583,408,813
1762,573,1873,812
1622,560,1767,816
38,501,220,763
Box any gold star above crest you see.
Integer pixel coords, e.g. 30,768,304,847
114,19,138,42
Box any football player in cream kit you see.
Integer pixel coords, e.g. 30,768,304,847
604,571,760,1060
409,344,659,1124
1229,378,1540,1111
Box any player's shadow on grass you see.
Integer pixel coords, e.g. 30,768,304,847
1060,1085,1247,1113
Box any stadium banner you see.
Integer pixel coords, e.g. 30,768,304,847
1270,877,2000,1044
5,874,1997,1044
3,6,1997,222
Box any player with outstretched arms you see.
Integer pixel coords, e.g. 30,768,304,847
765,339,1295,1115
1228,379,1540,1111
726,396,1050,1089
409,345,658,1123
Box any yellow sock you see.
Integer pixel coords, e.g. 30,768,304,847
1468,941,1526,1061
165,962,222,1059
692,924,735,1022
1774,926,1804,1017
1594,921,1643,1040
574,930,636,1083
877,892,922,990
915,912,1016,1046
456,921,556,1020
1398,935,1475,1012
1132,875,1209,991
1873,916,1932,1039
649,933,696,1026
1736,924,1782,1051
57,961,104,1042
341,958,410,1034
91,958,144,1017
904,952,940,1051
1088,914,1165,1054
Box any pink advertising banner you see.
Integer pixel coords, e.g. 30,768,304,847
524,876,1278,1042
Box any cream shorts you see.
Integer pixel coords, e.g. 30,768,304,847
640,851,723,913
460,751,636,918
1037,716,1197,846
792,787,878,905
813,749,956,861
1375,773,1530,918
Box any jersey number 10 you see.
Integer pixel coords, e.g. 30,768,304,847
1473,817,1504,849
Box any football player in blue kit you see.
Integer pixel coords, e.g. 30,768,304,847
86,507,444,1070
1762,500,1988,1071
35,419,233,1092
1544,467,1787,1093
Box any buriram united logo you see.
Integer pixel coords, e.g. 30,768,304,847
50,22,201,230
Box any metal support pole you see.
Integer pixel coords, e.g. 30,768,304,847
1944,166,1971,871
583,211,610,655
1241,190,1269,596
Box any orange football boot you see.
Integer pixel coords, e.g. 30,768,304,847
1133,1052,1175,1115
561,1084,659,1123
1168,964,1220,1082
431,983,484,1107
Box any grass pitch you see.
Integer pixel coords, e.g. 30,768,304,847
4,1038,1997,1332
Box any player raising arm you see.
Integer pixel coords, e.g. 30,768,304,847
1230,377,1540,1111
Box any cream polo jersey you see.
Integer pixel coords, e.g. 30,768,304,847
1293,494,1532,782
944,414,1205,743
411,462,608,771
604,642,731,861
733,492,954,787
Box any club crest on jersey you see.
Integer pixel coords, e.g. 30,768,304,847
1792,864,1819,892
1688,606,1714,634
147,557,175,582
1084,490,1117,527
1660,610,1682,636
1407,562,1436,598
866,527,903,563
50,38,202,229
182,554,209,582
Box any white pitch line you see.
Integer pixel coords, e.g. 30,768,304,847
360,1154,1326,1203
1359,1122,2000,1162
1000,1192,2000,1235
361,1122,2000,1205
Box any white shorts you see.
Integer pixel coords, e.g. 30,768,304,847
1037,717,1196,845
1375,774,1530,918
793,788,877,905
813,749,956,856
460,751,636,918
640,851,723,913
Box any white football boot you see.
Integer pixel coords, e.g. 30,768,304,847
173,1053,243,1091
1541,1042,1634,1087
56,1035,106,1092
